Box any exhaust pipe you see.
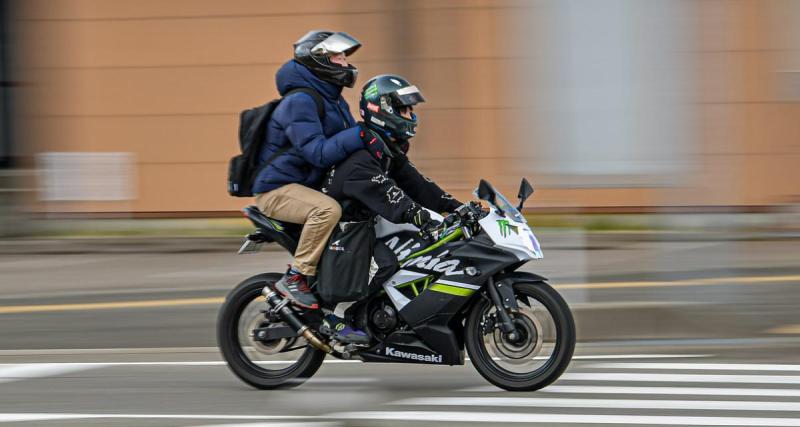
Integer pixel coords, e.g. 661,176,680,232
263,289,333,354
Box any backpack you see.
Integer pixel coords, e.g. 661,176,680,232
227,88,324,197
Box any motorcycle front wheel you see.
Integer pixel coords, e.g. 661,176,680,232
465,280,575,391
217,273,325,389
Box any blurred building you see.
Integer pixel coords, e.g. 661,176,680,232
6,0,800,216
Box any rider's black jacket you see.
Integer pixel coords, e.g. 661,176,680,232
321,131,461,223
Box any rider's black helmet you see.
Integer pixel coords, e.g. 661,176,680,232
293,30,361,88
359,74,426,140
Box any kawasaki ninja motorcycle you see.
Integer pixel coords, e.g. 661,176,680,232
217,179,575,391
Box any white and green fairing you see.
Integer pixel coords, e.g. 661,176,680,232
479,210,542,261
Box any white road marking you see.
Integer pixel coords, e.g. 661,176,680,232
188,423,339,427
331,411,800,425
589,362,800,371
0,360,360,368
562,372,800,384
0,347,220,355
538,385,800,397
392,397,800,412
0,414,89,422
570,354,710,360
0,363,100,384
0,414,307,423
7,411,800,426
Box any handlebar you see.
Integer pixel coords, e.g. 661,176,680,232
428,201,486,241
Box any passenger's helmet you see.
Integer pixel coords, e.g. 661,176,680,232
293,30,361,88
360,75,426,140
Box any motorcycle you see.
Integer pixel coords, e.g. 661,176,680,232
217,178,575,391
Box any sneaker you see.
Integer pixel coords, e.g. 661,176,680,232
274,271,319,309
322,314,370,345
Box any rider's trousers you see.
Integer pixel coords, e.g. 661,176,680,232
255,184,341,276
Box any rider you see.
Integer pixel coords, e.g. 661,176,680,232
319,74,463,343
253,30,373,310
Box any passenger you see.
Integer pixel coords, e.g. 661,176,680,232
253,31,373,310
319,74,463,342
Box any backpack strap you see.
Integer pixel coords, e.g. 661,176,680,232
284,87,325,121
251,88,326,193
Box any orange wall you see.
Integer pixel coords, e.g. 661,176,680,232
12,0,800,214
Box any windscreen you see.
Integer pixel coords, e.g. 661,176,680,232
473,181,527,224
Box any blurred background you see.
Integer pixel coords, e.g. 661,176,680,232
1,0,799,221
0,1,799,425
2,0,800,361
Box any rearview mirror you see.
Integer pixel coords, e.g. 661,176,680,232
517,178,534,210
477,179,496,205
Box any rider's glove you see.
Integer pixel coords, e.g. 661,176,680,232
409,208,442,241
358,123,385,160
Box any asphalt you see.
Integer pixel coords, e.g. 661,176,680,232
0,232,798,426
1,346,800,426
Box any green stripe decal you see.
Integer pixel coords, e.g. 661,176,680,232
429,283,475,297
267,218,284,232
400,228,463,263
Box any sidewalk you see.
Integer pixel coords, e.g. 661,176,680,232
1,228,799,255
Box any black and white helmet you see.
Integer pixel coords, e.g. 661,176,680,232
359,74,426,140
293,30,361,88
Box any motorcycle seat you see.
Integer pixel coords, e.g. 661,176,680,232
242,205,300,254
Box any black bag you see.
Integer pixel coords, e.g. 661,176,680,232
227,88,324,197
317,220,376,304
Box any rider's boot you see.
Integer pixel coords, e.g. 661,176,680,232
322,314,370,345
273,267,319,310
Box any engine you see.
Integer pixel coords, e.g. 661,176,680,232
368,300,398,338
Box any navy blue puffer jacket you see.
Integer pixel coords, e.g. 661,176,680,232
251,60,363,194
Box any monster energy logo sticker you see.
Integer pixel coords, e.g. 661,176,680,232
497,219,519,238
364,83,379,99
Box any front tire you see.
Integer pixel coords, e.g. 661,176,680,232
465,281,575,391
217,273,326,389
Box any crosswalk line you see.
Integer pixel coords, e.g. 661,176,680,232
331,411,800,426
589,363,800,371
562,372,800,384
392,397,800,412
539,385,800,397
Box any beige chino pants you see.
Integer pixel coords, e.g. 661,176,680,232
255,184,341,276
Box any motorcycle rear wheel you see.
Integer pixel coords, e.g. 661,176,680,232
217,273,325,389
465,281,575,391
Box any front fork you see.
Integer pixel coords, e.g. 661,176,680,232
486,276,521,341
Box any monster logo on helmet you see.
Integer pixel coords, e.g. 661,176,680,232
293,30,361,88
359,74,426,140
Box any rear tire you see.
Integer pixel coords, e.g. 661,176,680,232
217,273,325,389
465,281,575,391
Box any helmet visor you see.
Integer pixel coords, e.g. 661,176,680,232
390,85,426,107
311,32,361,57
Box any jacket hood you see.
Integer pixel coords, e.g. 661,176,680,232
275,60,343,100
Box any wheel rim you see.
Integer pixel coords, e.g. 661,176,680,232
230,283,314,376
476,286,562,378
